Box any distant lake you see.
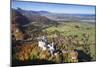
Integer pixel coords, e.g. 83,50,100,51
80,19,95,23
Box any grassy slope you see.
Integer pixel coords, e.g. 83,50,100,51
13,22,96,63
44,22,95,42
44,22,96,60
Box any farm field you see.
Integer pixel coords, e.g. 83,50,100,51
44,22,95,41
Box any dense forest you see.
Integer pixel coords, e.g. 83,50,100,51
12,8,96,66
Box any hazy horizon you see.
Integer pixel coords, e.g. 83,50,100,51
12,1,96,14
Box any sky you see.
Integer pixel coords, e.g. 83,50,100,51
12,1,96,14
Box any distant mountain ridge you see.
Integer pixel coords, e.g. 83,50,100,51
12,8,96,23
12,8,58,27
38,11,95,22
